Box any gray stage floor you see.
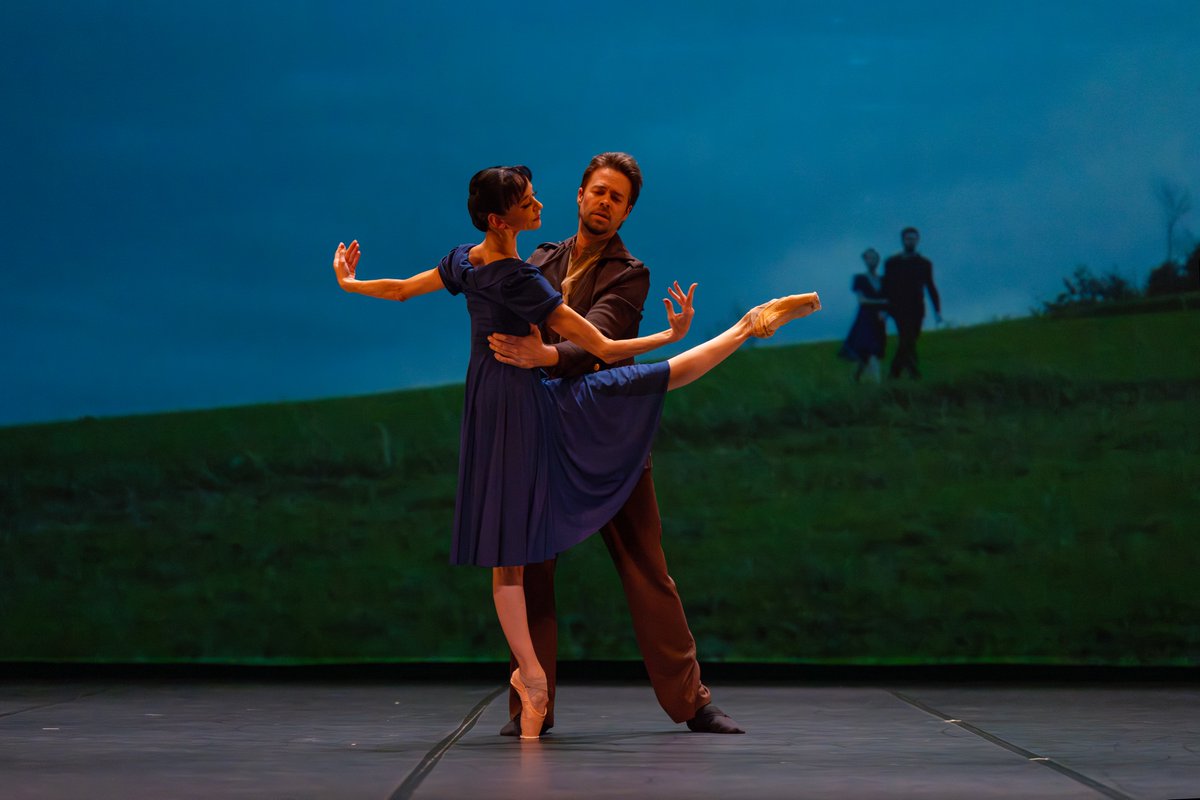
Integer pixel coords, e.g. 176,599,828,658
1,680,1198,799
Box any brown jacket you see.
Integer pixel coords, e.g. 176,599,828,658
527,233,650,379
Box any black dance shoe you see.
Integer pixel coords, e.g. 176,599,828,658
685,703,746,734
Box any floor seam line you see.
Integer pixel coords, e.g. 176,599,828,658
0,689,109,720
889,690,1134,800
388,684,506,800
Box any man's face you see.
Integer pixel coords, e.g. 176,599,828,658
902,231,920,253
577,167,633,237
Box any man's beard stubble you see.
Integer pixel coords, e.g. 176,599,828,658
580,216,610,237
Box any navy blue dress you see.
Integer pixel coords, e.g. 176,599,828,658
437,244,671,567
838,273,887,363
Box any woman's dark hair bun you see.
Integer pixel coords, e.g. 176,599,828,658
467,165,533,232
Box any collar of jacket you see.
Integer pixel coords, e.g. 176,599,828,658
534,232,642,270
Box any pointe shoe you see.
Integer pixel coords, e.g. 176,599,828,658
748,292,821,338
510,670,548,740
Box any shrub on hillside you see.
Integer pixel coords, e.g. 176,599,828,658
1145,242,1200,297
1040,265,1137,315
1147,261,1191,296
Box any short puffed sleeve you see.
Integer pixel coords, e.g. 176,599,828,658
501,262,563,325
436,244,473,296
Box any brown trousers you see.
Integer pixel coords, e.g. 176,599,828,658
508,466,711,725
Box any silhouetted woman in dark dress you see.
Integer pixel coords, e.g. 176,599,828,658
838,247,887,382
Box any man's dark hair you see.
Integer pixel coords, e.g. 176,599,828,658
580,152,643,207
467,165,533,232
901,226,920,238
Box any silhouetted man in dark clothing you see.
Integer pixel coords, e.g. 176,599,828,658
883,227,942,379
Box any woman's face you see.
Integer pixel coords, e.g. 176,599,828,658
498,181,543,232
862,250,880,271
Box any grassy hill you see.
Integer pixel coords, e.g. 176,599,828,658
2,308,1198,665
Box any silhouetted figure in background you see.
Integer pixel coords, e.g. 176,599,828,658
838,247,888,382
883,227,942,379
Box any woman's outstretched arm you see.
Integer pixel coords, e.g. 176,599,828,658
545,281,696,364
333,240,445,301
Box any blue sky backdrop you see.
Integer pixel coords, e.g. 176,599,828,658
3,1,1198,425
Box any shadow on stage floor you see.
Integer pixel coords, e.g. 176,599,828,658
2,664,1197,799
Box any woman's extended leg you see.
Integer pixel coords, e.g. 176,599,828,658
666,317,752,390
666,293,820,391
493,566,549,738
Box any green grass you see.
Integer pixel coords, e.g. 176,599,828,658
2,309,1198,665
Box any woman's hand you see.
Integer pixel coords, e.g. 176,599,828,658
333,240,361,286
664,281,697,342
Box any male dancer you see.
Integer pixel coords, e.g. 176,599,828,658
488,152,743,735
883,226,942,379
